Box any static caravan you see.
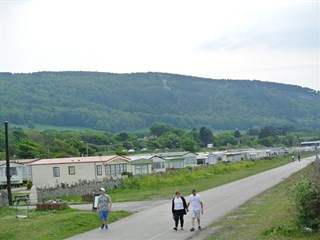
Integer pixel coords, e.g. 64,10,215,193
197,153,219,165
155,152,197,169
0,162,24,187
130,158,153,175
29,155,130,187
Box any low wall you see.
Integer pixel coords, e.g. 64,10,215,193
35,177,122,203
0,191,9,207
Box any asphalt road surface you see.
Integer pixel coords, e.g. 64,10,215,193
66,156,316,240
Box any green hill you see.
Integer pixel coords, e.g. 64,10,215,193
0,71,319,132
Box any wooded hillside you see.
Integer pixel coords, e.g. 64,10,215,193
0,71,319,132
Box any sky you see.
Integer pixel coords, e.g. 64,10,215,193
1,0,319,91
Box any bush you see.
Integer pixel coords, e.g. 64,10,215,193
26,180,33,190
122,177,140,189
291,174,320,232
122,171,133,178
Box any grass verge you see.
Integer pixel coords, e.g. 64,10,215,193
0,208,130,240
205,163,320,240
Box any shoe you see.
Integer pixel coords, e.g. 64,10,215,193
190,227,195,231
198,226,202,230
105,225,108,229
101,224,105,229
173,227,177,231
181,227,184,230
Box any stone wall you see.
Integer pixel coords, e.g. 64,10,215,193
0,191,9,207
34,177,123,203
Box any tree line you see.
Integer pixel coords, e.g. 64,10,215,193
0,123,319,160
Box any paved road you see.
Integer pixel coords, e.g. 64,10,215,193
66,156,316,240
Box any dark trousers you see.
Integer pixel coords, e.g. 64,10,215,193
173,209,185,228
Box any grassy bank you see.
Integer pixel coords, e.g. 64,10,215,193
205,163,320,240
59,155,298,204
107,154,313,202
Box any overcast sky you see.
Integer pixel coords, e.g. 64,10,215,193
1,0,319,90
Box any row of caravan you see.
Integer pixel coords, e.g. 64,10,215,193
0,147,311,188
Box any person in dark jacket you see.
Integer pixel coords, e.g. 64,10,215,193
171,190,188,230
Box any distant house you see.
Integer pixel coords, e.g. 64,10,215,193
29,155,130,187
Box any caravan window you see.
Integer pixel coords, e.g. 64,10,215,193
135,165,148,174
53,167,60,177
152,162,165,169
96,165,102,175
105,164,126,175
68,166,75,175
10,167,18,176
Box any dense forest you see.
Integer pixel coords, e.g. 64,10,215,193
0,71,319,132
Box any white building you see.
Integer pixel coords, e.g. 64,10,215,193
29,155,131,187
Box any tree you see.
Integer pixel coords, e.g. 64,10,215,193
215,132,237,146
16,138,43,159
149,123,174,137
259,126,276,139
258,136,274,147
156,132,181,149
247,127,260,136
182,138,197,152
234,129,241,138
199,127,214,146
50,138,79,158
115,132,129,141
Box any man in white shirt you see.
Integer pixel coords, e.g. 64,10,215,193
187,189,203,231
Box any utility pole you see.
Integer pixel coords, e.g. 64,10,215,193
4,121,13,206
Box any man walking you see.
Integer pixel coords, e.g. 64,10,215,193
97,187,112,230
187,189,203,231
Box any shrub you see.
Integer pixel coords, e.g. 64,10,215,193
122,171,133,178
26,180,33,190
122,177,140,189
291,174,320,232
